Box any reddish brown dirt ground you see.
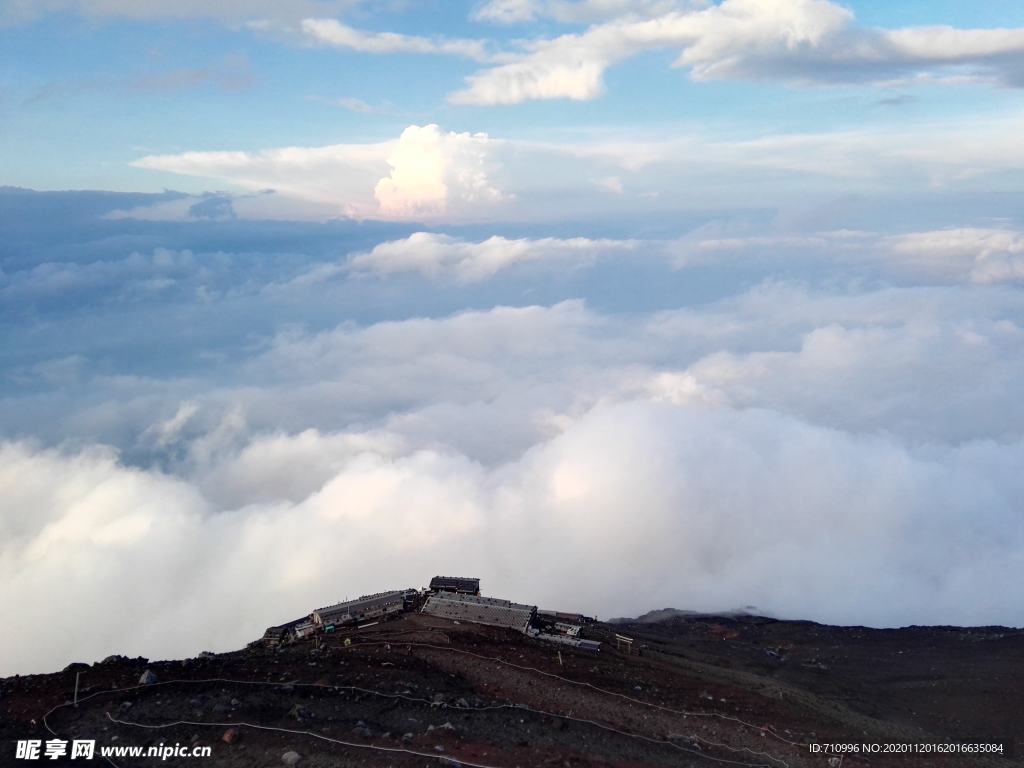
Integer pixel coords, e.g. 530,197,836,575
2,612,1020,767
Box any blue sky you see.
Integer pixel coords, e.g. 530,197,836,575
4,1,1024,674
3,0,1024,201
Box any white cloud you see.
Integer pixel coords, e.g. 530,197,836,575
142,401,200,449
472,0,538,23
6,390,1024,674
345,231,636,281
133,143,387,218
671,225,1024,285
508,114,1024,191
20,284,1024,473
308,95,389,114
301,18,491,61
7,275,1024,675
133,125,506,221
450,30,616,104
0,0,362,25
885,228,1024,284
452,0,1024,104
107,190,344,222
595,175,624,194
0,248,203,301
334,223,1024,285
373,125,505,219
130,116,1024,223
472,0,688,25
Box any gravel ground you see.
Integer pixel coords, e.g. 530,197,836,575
2,612,1021,768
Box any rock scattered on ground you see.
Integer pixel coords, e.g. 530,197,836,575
6,610,1022,768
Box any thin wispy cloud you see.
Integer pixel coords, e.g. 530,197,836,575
0,0,364,25
307,94,393,114
301,18,494,62
472,0,691,25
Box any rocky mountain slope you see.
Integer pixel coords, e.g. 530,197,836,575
2,611,1021,767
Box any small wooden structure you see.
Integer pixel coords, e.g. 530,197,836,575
614,633,635,655
429,576,481,595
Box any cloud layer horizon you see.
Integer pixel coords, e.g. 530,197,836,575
3,188,1024,674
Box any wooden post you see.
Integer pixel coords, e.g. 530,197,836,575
73,671,81,706
557,651,563,668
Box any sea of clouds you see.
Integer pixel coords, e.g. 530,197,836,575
2,188,1023,674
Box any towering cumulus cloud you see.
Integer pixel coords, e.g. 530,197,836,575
373,125,504,218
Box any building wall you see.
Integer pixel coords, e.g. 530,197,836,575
422,592,536,633
313,590,405,626
429,577,480,594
